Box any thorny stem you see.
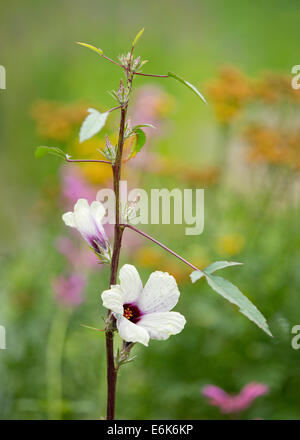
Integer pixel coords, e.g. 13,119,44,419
124,224,200,272
106,98,130,419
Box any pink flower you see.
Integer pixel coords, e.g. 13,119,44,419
130,85,171,131
55,236,99,270
202,382,269,414
52,273,86,307
128,85,173,170
60,165,96,206
62,199,111,263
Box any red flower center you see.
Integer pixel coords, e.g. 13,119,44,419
123,303,142,324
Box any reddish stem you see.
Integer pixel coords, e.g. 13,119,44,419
124,224,199,272
108,105,122,113
105,104,128,421
105,329,117,419
133,72,169,78
102,54,123,68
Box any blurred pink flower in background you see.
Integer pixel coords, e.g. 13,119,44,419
60,165,96,207
130,85,174,129
202,382,269,414
52,273,86,308
55,236,99,270
129,85,174,170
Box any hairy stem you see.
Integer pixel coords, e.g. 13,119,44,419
105,104,128,420
124,224,199,272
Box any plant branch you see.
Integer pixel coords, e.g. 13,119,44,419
105,99,129,420
66,157,111,164
108,105,122,113
133,72,169,78
109,106,127,285
124,224,199,272
102,54,124,68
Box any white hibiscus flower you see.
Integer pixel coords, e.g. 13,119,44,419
101,264,186,346
62,198,111,263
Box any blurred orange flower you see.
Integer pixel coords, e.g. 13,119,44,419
253,72,300,104
31,100,86,141
134,247,188,284
245,125,300,170
153,157,220,186
206,67,252,124
135,245,209,284
215,233,245,256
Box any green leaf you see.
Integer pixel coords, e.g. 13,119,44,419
205,261,243,274
189,270,205,283
79,108,109,143
133,123,155,130
127,128,146,160
76,42,103,56
204,272,272,337
168,71,207,104
132,28,144,48
35,146,66,160
190,261,242,283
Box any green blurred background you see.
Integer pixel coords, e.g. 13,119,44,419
1,0,300,419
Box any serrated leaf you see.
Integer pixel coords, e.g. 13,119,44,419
35,146,66,159
190,261,242,283
204,272,272,337
76,42,103,56
132,28,144,48
79,108,109,143
127,128,146,160
168,72,207,104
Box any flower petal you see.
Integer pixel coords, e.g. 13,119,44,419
90,201,108,246
138,271,180,313
138,311,186,340
202,385,229,401
119,264,143,303
90,200,106,225
73,198,98,238
62,212,76,227
101,286,124,314
116,315,150,346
